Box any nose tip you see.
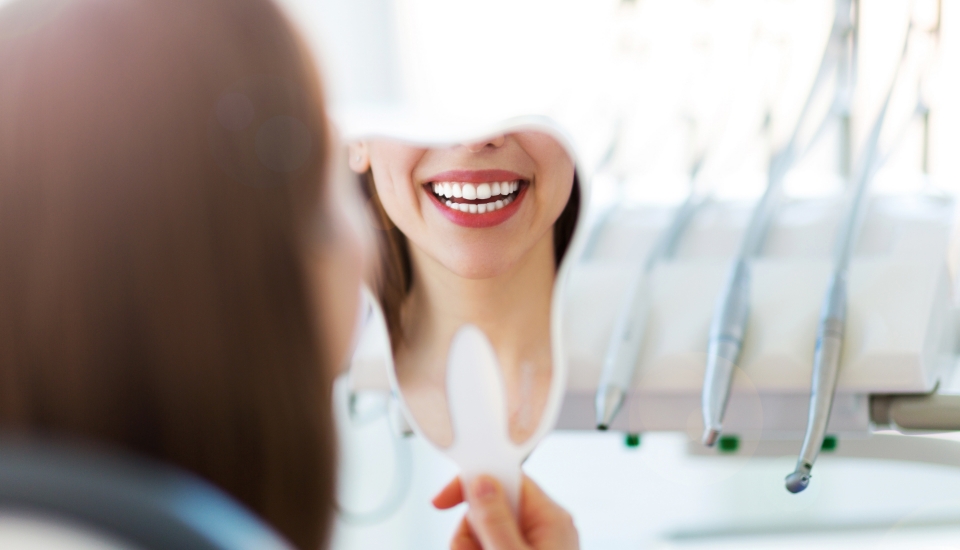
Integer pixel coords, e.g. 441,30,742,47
462,135,505,152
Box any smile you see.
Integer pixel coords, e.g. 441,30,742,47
428,180,522,214
422,170,529,228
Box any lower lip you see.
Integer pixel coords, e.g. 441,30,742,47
427,185,528,228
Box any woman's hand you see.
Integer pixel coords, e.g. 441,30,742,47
432,475,579,550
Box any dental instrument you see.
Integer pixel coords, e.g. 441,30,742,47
594,15,785,430
787,8,938,493
701,0,857,447
595,191,702,429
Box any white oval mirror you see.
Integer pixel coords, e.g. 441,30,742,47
347,123,584,507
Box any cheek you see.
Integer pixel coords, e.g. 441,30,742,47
539,170,576,224
370,167,421,230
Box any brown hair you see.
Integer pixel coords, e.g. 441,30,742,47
360,170,580,347
0,0,334,548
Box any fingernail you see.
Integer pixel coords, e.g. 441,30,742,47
471,477,496,501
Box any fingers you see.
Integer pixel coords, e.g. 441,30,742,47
518,475,560,524
518,476,580,550
443,475,579,550
433,477,464,510
450,517,481,550
464,475,530,550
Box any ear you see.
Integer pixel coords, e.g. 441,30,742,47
348,142,371,173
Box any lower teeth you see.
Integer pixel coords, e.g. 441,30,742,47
443,195,514,213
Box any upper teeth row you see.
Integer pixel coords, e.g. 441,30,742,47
431,181,520,200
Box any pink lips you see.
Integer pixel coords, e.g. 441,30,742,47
424,169,528,229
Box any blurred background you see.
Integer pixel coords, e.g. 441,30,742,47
272,0,960,548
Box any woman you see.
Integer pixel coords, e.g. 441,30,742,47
0,0,576,548
0,0,352,546
349,133,579,446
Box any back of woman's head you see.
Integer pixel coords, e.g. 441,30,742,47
0,0,334,547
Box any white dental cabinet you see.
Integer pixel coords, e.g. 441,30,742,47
349,191,960,445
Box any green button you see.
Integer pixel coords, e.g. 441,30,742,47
718,435,739,453
821,435,838,452
625,433,641,448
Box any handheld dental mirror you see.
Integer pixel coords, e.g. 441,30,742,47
443,325,527,509
355,121,582,515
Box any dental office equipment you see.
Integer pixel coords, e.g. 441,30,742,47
336,290,414,525
787,7,939,493
593,15,785,430
701,0,857,446
596,192,702,430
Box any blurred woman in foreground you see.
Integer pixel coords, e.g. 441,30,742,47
0,0,353,547
0,0,577,548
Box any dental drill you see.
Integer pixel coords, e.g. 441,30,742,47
787,6,938,493
702,0,857,447
595,190,702,429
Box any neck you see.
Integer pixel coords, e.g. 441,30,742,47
398,233,556,382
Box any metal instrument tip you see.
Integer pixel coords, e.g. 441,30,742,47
595,387,624,432
785,466,812,493
702,427,720,447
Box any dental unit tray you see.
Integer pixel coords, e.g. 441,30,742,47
347,192,960,441
557,192,959,439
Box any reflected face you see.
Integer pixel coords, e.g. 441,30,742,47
353,132,575,279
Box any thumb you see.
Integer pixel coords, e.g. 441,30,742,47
464,475,530,550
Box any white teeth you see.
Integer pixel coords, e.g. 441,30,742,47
441,197,511,214
477,183,491,200
433,180,521,201
436,180,522,215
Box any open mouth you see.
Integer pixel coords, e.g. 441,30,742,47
425,180,526,214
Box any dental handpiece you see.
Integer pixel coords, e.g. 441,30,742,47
700,1,854,447
786,19,915,492
785,272,846,493
595,196,701,430
701,256,751,446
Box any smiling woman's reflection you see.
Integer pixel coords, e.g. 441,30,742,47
349,132,579,447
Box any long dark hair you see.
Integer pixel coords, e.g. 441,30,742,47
0,0,335,548
361,170,580,347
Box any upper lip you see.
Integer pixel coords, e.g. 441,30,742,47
424,169,526,184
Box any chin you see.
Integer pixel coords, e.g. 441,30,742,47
438,248,523,280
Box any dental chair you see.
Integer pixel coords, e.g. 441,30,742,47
0,439,292,550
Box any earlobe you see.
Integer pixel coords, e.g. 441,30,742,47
348,142,371,173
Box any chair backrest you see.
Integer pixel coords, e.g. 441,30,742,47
0,439,294,550
0,510,137,550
